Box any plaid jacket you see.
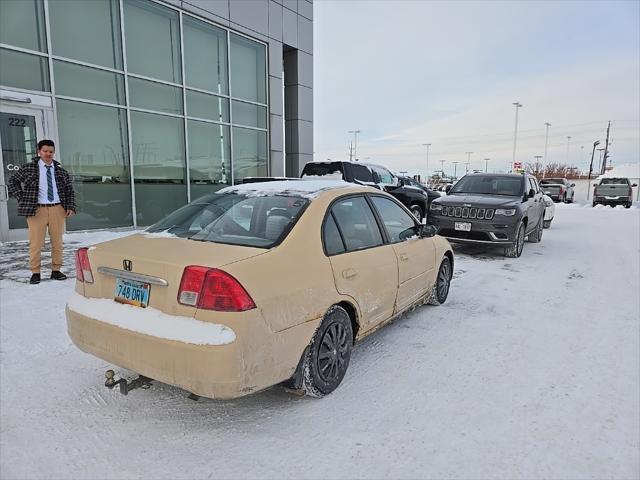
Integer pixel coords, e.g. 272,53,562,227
7,158,76,217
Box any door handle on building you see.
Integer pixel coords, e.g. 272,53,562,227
342,268,358,279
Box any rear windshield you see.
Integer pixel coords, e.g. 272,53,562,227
600,178,629,185
449,176,523,196
301,162,345,180
540,179,563,184
146,193,309,248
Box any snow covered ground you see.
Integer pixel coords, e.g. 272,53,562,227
1,203,638,479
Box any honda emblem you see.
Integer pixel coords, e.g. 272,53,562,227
123,259,132,271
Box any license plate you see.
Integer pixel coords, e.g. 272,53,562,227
114,278,150,308
455,222,471,232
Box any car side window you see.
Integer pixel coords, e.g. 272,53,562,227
371,166,397,186
331,196,384,252
528,177,538,193
323,214,346,256
352,164,374,183
370,196,416,243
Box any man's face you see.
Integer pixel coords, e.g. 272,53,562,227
38,146,55,163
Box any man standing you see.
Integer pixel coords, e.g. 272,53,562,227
7,139,76,284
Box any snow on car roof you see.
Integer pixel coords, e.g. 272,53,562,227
219,180,356,198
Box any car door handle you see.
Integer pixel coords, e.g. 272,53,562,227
342,268,358,279
399,253,409,262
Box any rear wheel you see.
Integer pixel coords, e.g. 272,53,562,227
504,222,525,258
410,205,423,221
428,257,452,305
302,306,353,398
625,202,632,209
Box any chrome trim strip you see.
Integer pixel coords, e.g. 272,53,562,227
97,267,169,286
444,236,511,245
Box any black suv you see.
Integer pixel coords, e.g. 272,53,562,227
398,176,442,212
300,161,430,220
427,173,546,258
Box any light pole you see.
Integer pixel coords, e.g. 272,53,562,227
543,122,551,162
348,130,361,161
465,151,472,173
597,147,605,173
440,159,446,179
566,136,572,162
484,158,490,172
587,140,600,199
534,155,543,177
512,102,523,171
422,143,431,183
452,161,459,179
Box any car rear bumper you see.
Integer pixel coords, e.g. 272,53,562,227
66,301,320,399
429,216,518,246
594,196,632,205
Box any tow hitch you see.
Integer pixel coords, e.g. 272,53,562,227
104,369,153,395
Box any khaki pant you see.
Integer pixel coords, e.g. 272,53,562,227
26,205,66,273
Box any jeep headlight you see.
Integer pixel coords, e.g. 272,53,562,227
495,208,516,216
430,202,442,211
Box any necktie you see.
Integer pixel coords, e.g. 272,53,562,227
46,165,54,202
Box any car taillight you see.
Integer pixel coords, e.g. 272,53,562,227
178,266,256,312
75,247,94,283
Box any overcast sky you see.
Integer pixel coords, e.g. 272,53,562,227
312,0,640,177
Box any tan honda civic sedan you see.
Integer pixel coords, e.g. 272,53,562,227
66,180,454,399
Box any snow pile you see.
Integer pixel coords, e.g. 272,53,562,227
140,231,179,239
66,292,236,345
302,172,344,180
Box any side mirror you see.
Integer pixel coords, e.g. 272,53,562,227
398,178,406,186
593,183,598,186
633,183,638,187
445,185,452,193
420,224,438,238
528,188,535,198
570,183,576,187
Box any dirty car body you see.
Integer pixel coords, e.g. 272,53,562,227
66,181,453,399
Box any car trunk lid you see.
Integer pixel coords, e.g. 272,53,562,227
80,233,268,317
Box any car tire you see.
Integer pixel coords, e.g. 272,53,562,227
428,256,452,305
592,201,597,207
301,305,353,398
625,202,632,209
410,205,423,221
504,222,525,258
527,215,544,243
543,219,552,229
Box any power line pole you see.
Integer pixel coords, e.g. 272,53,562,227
587,140,600,200
452,161,459,179
348,129,361,161
566,136,572,163
440,159,446,178
600,121,611,175
512,102,523,172
465,151,472,173
348,141,353,161
543,122,551,162
484,158,490,172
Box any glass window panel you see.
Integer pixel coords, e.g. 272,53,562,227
0,48,50,92
130,111,186,225
232,127,267,182
49,0,122,69
124,0,181,83
323,214,345,256
370,196,416,243
183,16,228,94
188,120,231,199
331,197,384,251
56,99,132,230
0,0,46,52
54,60,125,105
186,90,229,122
230,34,266,103
129,77,183,115
231,100,267,129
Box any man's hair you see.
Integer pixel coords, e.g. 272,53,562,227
37,139,55,151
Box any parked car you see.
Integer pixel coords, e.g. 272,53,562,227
542,193,555,228
300,161,430,221
398,176,441,211
593,177,637,208
66,181,454,399
427,173,546,258
539,178,575,203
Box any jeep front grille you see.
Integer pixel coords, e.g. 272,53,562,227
441,206,495,219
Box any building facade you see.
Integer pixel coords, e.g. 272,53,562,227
0,0,313,241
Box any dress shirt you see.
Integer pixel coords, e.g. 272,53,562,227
38,159,61,204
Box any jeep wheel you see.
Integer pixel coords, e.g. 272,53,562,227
302,306,353,398
504,222,525,258
527,215,543,243
428,256,452,305
410,205,423,221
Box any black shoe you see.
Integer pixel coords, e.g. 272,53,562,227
51,271,67,281
30,273,41,284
